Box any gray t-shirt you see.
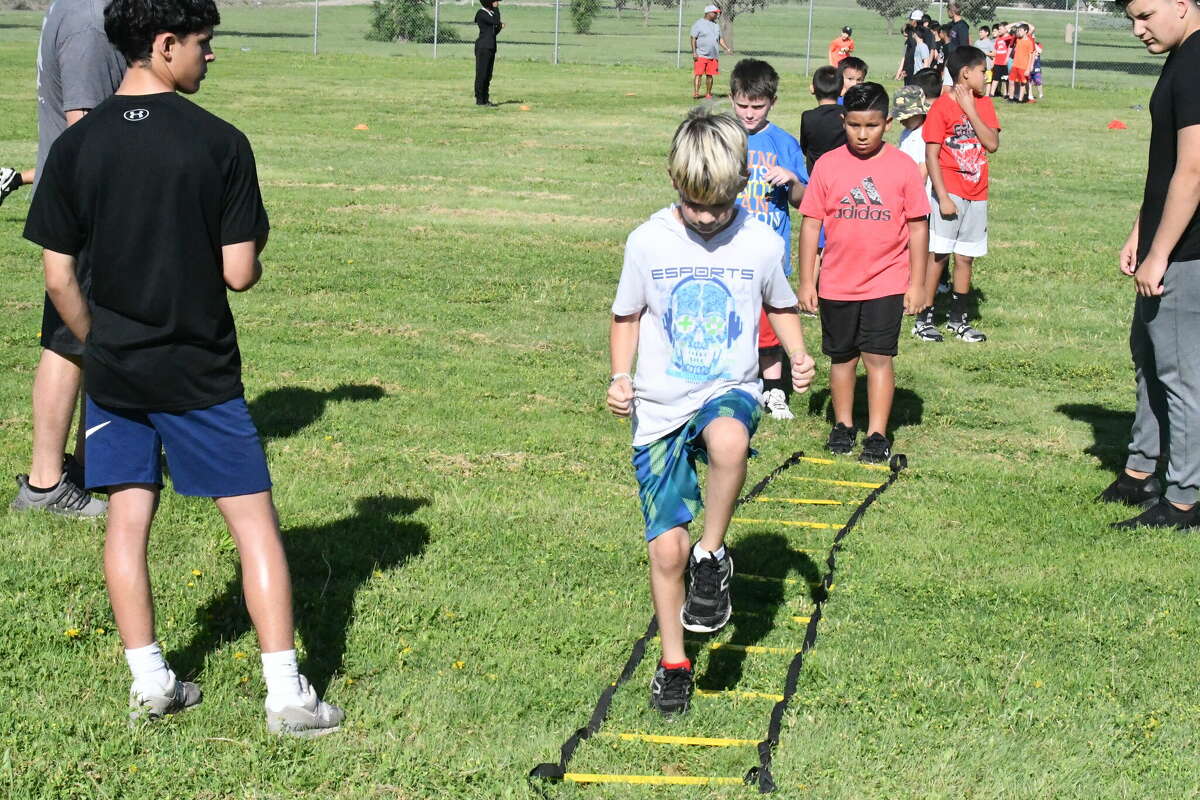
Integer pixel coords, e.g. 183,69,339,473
913,40,930,71
612,206,799,446
691,18,721,59
35,0,126,187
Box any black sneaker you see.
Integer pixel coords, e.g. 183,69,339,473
826,423,857,455
0,167,18,207
1096,472,1161,508
680,550,733,633
1111,498,1198,531
859,433,891,464
912,319,944,342
946,317,987,342
649,662,693,716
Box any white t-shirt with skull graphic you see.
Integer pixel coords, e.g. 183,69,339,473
612,206,799,446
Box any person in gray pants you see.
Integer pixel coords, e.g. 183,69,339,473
1098,0,1200,530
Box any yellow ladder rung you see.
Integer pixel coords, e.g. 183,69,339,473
707,641,802,655
792,615,811,624
754,497,844,505
603,732,757,747
696,689,785,702
798,456,891,472
789,476,884,489
564,773,744,786
732,517,839,529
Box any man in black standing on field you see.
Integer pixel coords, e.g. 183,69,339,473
1099,0,1200,530
946,3,970,53
474,0,503,107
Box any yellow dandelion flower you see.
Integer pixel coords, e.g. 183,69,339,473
344,677,356,685
452,661,465,669
129,765,138,773
240,676,250,684
65,628,81,639
401,646,413,655
94,627,105,635
373,570,383,578
234,651,247,659
1033,680,1044,689
187,582,195,587
191,569,203,577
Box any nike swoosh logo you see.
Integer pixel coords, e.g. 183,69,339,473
85,421,111,438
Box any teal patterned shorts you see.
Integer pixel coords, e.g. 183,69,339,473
631,389,761,541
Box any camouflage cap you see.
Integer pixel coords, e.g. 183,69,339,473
891,85,930,120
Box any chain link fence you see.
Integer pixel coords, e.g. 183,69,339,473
0,0,1162,90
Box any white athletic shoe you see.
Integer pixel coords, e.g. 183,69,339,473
266,675,344,738
763,388,794,420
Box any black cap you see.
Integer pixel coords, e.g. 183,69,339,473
842,26,852,35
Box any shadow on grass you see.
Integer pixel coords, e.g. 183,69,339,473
248,384,385,439
693,531,821,692
1056,402,1133,473
806,386,924,438
170,495,430,695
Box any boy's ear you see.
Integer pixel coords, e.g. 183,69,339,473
157,31,179,61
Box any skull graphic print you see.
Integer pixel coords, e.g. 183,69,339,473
664,277,742,382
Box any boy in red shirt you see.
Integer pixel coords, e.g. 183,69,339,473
828,26,854,66
920,46,1000,343
798,82,928,463
989,22,1011,97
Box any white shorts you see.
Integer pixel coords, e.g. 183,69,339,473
929,192,988,257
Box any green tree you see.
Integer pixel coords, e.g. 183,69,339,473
366,0,460,43
571,0,602,33
854,0,908,36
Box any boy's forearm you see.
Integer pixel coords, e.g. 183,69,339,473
926,144,950,201
610,315,640,376
907,220,930,287
788,180,805,208
797,217,820,287
1145,165,1200,264
43,250,91,343
765,307,806,358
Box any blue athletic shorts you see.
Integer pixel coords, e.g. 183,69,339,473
84,395,272,498
631,389,761,542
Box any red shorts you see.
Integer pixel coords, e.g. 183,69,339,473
693,57,719,76
757,308,780,349
1008,67,1028,83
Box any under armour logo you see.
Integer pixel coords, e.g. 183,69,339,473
123,109,150,122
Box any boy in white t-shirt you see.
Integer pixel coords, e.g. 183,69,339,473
607,107,815,716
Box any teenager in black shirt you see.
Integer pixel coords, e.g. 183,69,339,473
1101,0,1200,530
474,0,504,107
24,0,344,735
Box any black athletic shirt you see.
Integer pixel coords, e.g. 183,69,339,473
799,104,847,175
24,92,269,412
1141,30,1200,264
947,19,970,53
475,7,502,49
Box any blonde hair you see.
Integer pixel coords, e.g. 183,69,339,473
667,106,748,206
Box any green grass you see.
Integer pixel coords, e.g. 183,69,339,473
0,3,1191,798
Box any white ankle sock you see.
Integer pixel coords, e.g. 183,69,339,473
693,543,726,562
125,642,173,694
261,649,304,712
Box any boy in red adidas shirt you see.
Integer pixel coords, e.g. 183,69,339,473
921,46,1000,343
798,82,928,463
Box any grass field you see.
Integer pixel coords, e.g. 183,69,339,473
0,3,1195,799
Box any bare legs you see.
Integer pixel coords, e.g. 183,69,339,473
830,354,894,437
106,487,295,655
29,349,82,488
649,418,748,664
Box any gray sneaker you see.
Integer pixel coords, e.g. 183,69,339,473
11,472,107,517
129,677,203,723
266,675,344,738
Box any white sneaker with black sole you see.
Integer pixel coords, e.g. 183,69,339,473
762,388,794,420
912,319,944,342
946,318,987,342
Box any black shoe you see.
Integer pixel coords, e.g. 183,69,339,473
476,101,498,107
1111,498,1198,531
1096,472,1161,508
859,433,891,464
680,549,733,633
826,423,857,455
649,662,693,716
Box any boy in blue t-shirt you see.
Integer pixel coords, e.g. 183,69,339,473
729,58,809,420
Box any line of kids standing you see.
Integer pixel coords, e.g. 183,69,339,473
610,50,999,712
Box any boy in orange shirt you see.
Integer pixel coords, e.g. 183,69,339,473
829,27,854,66
1008,24,1035,103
